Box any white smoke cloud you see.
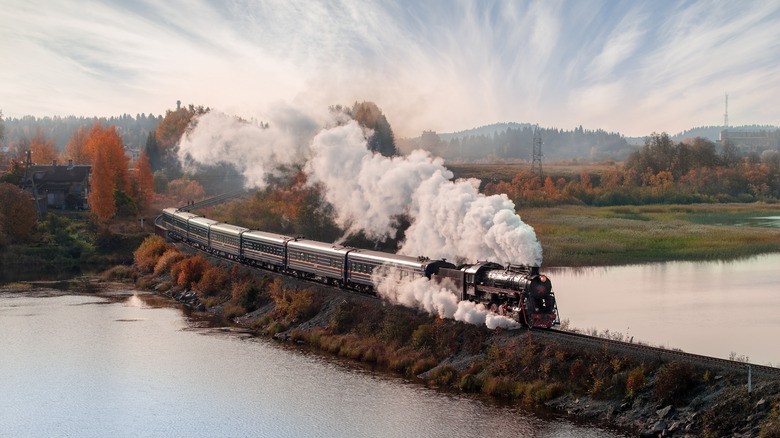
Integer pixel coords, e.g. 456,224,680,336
373,267,519,330
177,106,320,188
305,120,542,266
178,107,542,266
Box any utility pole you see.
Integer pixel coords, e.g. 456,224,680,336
531,125,543,179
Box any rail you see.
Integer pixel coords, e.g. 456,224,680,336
530,328,780,379
177,189,247,212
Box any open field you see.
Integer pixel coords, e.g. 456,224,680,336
521,203,780,267
448,161,619,182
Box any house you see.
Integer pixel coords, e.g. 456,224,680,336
21,152,90,214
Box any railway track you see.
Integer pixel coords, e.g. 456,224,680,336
529,327,780,380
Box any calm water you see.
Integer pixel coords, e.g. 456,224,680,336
0,289,626,438
550,253,780,366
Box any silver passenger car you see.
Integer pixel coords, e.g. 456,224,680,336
286,239,350,284
209,222,248,258
346,250,428,288
242,230,294,270
187,216,219,248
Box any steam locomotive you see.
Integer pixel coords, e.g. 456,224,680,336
160,207,559,328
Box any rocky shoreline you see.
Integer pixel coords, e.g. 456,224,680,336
139,261,779,438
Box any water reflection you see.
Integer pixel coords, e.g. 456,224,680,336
0,290,627,438
549,253,780,365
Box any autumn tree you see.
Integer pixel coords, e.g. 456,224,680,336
88,147,116,224
0,182,37,244
84,122,130,193
64,125,89,164
30,127,57,164
155,104,208,169
131,150,155,213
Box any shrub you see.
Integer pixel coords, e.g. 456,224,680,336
759,402,780,438
459,374,481,393
133,235,168,272
703,391,754,436
528,381,564,403
654,361,698,405
626,367,646,398
153,249,184,276
232,281,262,312
411,324,434,351
429,365,457,386
328,301,360,334
482,376,520,399
412,358,437,376
103,265,135,280
570,359,585,381
269,280,320,322
378,309,416,345
171,255,209,288
196,264,230,297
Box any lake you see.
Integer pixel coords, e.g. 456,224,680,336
0,288,626,437
550,253,780,366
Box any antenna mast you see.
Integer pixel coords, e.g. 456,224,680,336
724,93,728,128
531,125,543,179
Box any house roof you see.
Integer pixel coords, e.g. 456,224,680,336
24,164,91,185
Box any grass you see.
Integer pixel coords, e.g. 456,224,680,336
522,203,780,266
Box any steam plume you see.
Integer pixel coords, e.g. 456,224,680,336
373,267,520,330
305,120,542,266
177,107,319,188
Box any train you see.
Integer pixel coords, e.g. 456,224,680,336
160,207,559,328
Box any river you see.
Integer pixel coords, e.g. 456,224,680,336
550,253,780,366
0,288,626,438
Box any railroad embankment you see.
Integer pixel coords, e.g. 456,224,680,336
117,235,780,438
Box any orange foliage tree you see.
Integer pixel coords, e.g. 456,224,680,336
84,123,130,192
65,126,89,164
88,147,116,224
156,104,208,164
131,150,155,213
30,127,57,164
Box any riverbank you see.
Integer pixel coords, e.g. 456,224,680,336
123,236,780,437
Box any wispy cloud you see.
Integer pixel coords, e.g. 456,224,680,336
1,0,778,136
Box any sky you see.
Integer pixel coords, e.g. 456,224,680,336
1,0,779,138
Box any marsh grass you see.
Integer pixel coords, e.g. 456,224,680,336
524,204,780,266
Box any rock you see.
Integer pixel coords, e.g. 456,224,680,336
657,405,674,419
640,420,667,438
755,398,769,412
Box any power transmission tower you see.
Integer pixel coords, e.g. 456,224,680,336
531,125,543,179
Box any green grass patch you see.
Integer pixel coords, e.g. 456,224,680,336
524,204,780,266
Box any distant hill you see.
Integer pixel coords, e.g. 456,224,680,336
625,124,779,144
438,122,534,141
401,122,634,162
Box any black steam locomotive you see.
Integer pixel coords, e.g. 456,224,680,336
160,208,559,328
